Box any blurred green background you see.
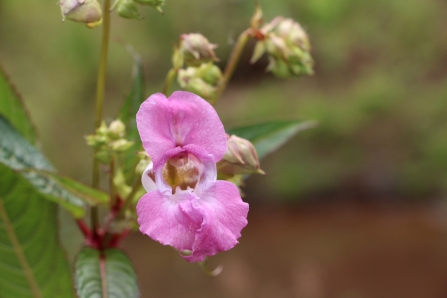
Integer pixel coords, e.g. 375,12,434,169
2,0,447,297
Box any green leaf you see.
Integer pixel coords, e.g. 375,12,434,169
0,64,37,144
119,47,145,183
227,120,318,159
25,171,109,206
0,116,87,218
0,163,74,298
75,248,139,298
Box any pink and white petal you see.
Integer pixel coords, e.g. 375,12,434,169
141,162,158,193
137,190,201,251
136,92,227,165
183,181,249,262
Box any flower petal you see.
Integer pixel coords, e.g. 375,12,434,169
136,91,227,166
137,189,202,251
184,181,249,262
141,162,157,193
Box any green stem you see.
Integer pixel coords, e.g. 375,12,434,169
109,156,116,208
91,0,112,232
162,68,177,96
213,29,251,103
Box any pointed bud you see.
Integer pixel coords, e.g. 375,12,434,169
133,0,165,13
60,0,102,26
250,4,263,31
250,41,266,64
217,135,265,176
180,34,219,67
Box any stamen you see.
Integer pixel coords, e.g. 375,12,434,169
163,153,200,193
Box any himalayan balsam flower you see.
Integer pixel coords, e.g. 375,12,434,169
136,91,249,262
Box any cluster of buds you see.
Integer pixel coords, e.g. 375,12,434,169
217,134,265,179
85,120,133,164
178,63,222,100
250,7,314,78
111,0,164,19
60,0,102,28
172,34,222,101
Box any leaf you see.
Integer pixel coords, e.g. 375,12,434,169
75,248,139,298
227,120,318,159
0,63,37,144
25,170,109,206
0,115,89,218
119,46,145,183
0,163,74,298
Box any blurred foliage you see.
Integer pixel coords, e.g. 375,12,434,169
1,0,447,203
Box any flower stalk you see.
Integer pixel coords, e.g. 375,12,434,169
213,29,251,103
162,68,177,96
91,0,112,232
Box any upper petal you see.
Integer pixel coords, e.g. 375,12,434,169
137,189,201,251
183,181,249,262
136,91,227,166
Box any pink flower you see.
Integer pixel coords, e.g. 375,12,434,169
136,91,249,262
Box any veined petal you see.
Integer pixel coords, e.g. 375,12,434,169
136,91,227,166
137,190,201,251
184,181,249,262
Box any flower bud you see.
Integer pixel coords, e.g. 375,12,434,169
177,63,222,101
135,151,151,176
111,139,134,152
60,0,102,27
108,119,125,139
133,0,165,13
180,34,219,67
251,17,314,78
217,135,265,177
115,0,140,19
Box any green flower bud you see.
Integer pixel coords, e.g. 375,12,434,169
217,135,265,177
178,63,222,101
108,119,125,139
111,139,134,152
182,77,216,100
180,34,219,67
113,169,131,198
199,64,222,85
252,17,314,78
60,0,102,27
115,0,140,19
95,150,112,164
133,0,164,13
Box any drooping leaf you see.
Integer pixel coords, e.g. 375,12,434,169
0,64,37,144
0,163,74,298
227,120,318,159
118,47,145,183
75,247,139,298
0,115,91,218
